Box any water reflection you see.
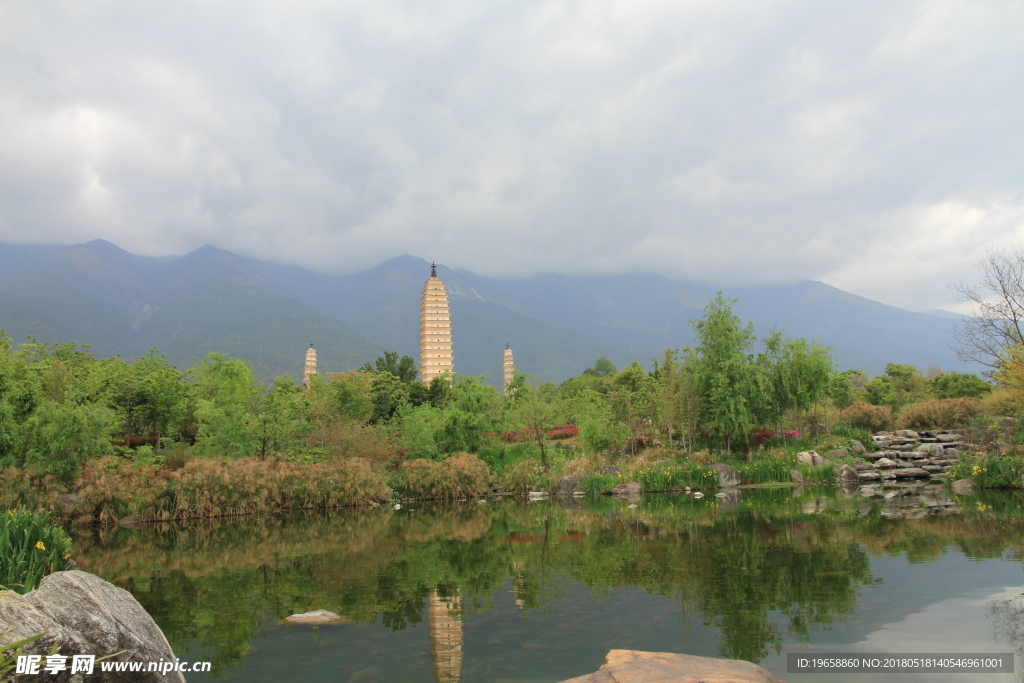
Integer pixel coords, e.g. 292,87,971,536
69,486,1024,682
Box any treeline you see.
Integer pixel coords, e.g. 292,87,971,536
0,293,997,491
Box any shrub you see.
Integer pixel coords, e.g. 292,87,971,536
500,459,539,495
546,425,579,440
579,473,618,495
0,509,73,593
839,402,893,432
982,388,1024,418
390,452,491,500
898,398,983,430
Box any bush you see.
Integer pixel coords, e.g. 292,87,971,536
898,398,983,430
982,388,1024,418
500,459,540,495
839,402,893,432
0,509,73,593
390,452,491,500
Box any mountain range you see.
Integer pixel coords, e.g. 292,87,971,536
0,239,973,385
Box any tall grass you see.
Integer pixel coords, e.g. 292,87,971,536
796,462,836,485
389,452,491,500
735,458,793,484
634,462,718,492
579,473,618,495
949,456,1023,489
0,510,73,594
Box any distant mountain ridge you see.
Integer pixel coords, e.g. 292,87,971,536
0,240,973,384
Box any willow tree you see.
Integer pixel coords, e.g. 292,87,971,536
690,293,758,452
755,332,834,436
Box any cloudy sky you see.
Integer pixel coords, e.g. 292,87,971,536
1,0,1021,312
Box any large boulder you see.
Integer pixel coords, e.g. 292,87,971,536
849,440,867,455
556,476,585,496
796,451,824,467
712,463,741,488
560,649,780,683
836,464,860,484
0,571,185,683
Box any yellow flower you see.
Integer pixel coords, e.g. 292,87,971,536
34,541,45,551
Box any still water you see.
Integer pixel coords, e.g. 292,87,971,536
71,485,1024,682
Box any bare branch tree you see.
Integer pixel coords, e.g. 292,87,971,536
952,245,1024,369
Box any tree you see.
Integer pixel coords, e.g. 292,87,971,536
863,363,928,410
953,246,1024,369
690,293,757,452
755,333,834,432
191,353,261,458
361,352,419,383
928,371,992,399
508,374,558,471
582,356,618,377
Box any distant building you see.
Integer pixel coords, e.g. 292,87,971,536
503,343,515,393
420,263,454,385
303,341,317,386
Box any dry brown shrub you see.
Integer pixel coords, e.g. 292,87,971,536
393,452,492,500
500,460,538,495
70,455,391,523
839,402,893,432
898,397,983,430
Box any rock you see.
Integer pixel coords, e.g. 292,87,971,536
893,467,931,479
826,449,850,459
712,463,741,487
853,461,874,471
952,478,974,495
921,465,946,473
0,570,185,682
875,457,897,469
849,440,867,455
895,429,919,439
560,649,780,683
285,609,344,624
919,443,946,456
937,433,961,442
790,469,804,484
556,476,584,496
693,492,704,498
858,471,881,481
610,482,641,497
527,491,549,499
796,450,824,467
837,464,860,484
600,466,621,476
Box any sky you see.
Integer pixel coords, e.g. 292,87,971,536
1,0,1022,313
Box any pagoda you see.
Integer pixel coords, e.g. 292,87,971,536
503,343,515,393
302,340,317,387
419,263,454,385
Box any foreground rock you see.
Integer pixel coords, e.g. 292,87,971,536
561,649,780,683
0,570,185,682
712,463,741,488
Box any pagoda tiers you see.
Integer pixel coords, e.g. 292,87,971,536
302,340,317,387
419,263,454,385
428,591,463,683
503,343,515,392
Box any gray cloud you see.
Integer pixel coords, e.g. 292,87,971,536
1,0,1021,311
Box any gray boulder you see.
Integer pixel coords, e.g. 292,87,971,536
556,476,584,496
560,649,780,683
0,571,185,683
837,464,860,484
875,457,898,469
849,440,867,455
790,469,804,484
712,463,741,487
796,450,824,467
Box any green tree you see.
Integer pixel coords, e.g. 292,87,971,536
756,332,834,434
690,293,757,451
361,351,419,384
191,353,261,458
249,376,308,459
21,401,113,483
929,371,992,399
583,356,618,377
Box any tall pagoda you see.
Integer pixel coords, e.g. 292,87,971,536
419,263,454,385
503,343,515,393
302,340,317,387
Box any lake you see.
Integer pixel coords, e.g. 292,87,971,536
71,483,1024,682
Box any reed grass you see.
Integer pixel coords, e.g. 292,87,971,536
634,462,718,492
0,510,73,594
